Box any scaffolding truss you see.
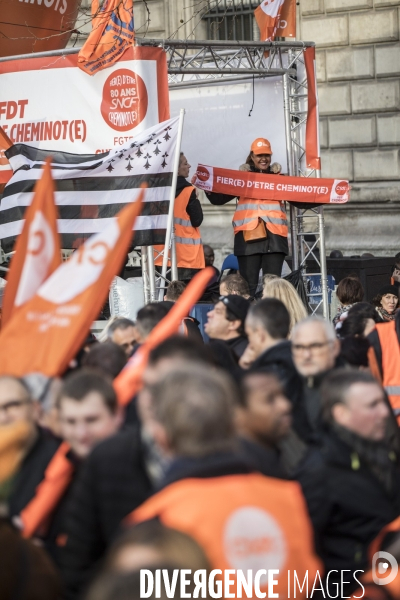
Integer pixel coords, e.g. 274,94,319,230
137,38,329,316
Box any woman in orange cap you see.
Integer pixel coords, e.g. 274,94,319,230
205,138,288,296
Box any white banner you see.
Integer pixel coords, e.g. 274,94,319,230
0,47,169,182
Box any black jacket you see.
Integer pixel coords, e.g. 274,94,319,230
176,176,203,228
224,335,248,360
8,428,60,518
60,426,152,599
161,451,253,489
239,437,288,479
300,428,400,596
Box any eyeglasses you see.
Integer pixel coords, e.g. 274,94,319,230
292,341,332,354
0,399,30,415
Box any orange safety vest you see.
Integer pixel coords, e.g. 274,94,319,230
375,321,400,414
126,473,321,599
232,197,288,237
154,187,205,270
20,442,74,538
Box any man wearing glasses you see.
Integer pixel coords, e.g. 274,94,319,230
204,295,250,360
291,316,340,443
0,376,60,518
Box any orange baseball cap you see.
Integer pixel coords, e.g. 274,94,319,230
251,138,273,155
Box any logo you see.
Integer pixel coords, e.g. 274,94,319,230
257,141,264,147
196,166,210,182
260,0,285,18
334,180,350,196
372,551,398,586
101,68,148,132
224,507,286,583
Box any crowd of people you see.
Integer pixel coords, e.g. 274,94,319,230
1,139,400,600
1,254,400,600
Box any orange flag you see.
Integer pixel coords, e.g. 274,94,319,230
114,266,215,407
2,159,61,326
78,0,134,75
254,0,296,42
20,442,74,539
0,187,145,377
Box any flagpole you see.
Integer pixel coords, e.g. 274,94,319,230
161,108,185,285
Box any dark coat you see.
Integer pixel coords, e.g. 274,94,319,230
0,518,61,600
8,428,60,517
224,335,248,360
239,437,288,479
299,428,400,596
60,426,152,600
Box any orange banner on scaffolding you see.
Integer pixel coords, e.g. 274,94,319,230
304,46,321,171
193,165,350,204
78,0,134,75
254,0,296,42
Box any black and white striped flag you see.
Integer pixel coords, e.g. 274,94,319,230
0,117,179,253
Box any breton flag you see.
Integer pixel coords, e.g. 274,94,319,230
255,0,296,42
0,117,179,254
2,159,61,326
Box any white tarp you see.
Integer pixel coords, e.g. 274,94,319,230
170,78,287,172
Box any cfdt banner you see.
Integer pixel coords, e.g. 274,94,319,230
0,47,169,183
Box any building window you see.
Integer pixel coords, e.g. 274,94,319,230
203,0,260,41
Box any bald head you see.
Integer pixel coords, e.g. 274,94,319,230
0,376,36,427
291,317,340,378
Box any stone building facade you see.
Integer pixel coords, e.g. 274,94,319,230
71,0,400,260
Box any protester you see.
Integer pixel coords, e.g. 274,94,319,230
243,298,301,404
237,369,291,478
308,370,400,596
339,301,379,338
372,285,399,322
106,318,137,357
0,376,60,520
262,277,307,334
23,373,63,437
82,342,127,379
164,280,186,301
219,273,250,298
59,338,214,599
332,276,365,328
125,366,321,599
103,521,210,573
135,303,170,345
0,421,61,600
204,138,288,296
391,256,400,292
19,370,122,564
164,281,203,341
368,310,400,419
203,244,220,280
204,294,249,359
155,153,204,282
290,316,341,442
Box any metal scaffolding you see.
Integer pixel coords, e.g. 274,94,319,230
0,40,329,316
136,38,329,316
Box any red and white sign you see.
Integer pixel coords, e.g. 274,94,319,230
193,164,350,204
0,47,169,183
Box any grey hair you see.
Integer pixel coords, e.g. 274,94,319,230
151,365,239,458
292,315,337,342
